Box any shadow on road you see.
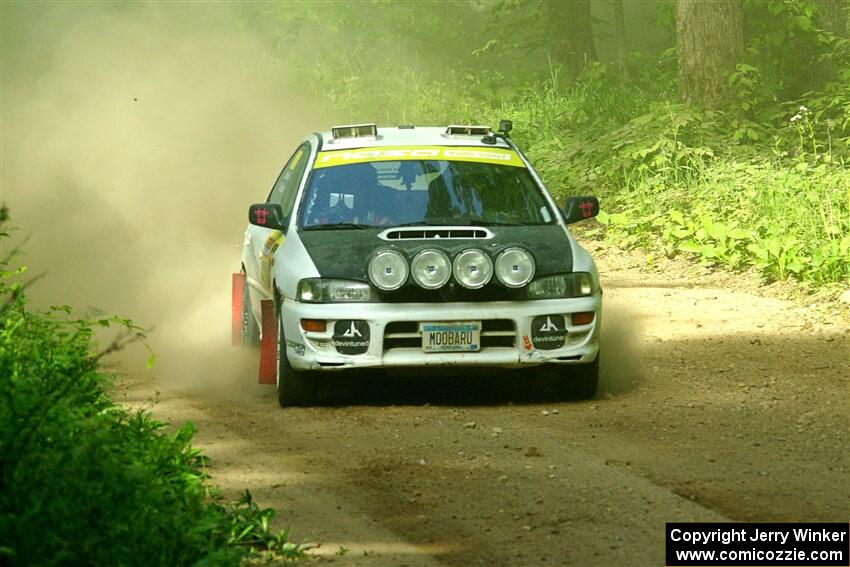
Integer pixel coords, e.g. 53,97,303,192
318,367,568,407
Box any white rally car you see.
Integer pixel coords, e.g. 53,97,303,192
233,122,602,407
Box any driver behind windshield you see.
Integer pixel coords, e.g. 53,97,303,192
304,163,395,226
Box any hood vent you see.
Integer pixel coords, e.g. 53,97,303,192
379,226,493,241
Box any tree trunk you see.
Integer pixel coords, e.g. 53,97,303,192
550,0,597,78
613,0,629,78
816,0,848,37
677,0,744,107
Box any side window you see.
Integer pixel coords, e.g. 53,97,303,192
267,143,311,227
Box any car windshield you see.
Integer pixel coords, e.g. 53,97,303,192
298,159,556,229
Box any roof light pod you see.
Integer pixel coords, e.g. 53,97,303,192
331,123,378,140
411,249,452,290
368,249,409,291
445,125,492,136
495,247,535,288
453,248,493,289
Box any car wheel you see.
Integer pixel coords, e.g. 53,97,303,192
558,353,599,400
241,279,260,347
276,308,317,407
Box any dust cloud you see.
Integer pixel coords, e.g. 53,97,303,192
1,2,638,400
598,298,644,396
1,2,323,389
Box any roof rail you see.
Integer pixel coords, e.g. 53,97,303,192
445,125,492,137
331,123,378,140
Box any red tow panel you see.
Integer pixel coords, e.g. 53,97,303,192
258,299,278,384
231,273,245,347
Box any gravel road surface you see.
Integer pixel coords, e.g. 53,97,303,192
116,246,849,566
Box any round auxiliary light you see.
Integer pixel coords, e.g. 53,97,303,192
452,248,493,289
368,249,409,291
495,247,536,288
411,249,451,290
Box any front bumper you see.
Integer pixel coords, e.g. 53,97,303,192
280,294,601,371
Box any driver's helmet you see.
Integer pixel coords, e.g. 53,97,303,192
307,163,382,224
323,163,379,214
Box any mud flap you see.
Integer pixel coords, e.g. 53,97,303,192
258,299,277,385
231,273,245,347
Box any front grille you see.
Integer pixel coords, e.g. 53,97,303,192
383,319,516,351
379,281,519,303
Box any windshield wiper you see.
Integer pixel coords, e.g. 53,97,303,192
392,220,460,227
392,218,525,228
459,217,524,227
301,222,372,231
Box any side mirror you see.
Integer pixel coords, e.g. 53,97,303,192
562,196,599,224
248,203,285,230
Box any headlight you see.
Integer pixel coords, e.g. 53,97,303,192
411,249,451,290
297,278,378,303
452,248,493,289
495,247,535,288
368,249,409,291
524,273,595,299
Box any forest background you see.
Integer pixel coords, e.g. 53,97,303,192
1,1,848,566
245,0,850,292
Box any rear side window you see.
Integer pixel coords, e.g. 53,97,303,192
267,143,311,227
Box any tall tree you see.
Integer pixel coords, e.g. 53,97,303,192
816,0,848,37
613,0,629,78
677,0,744,106
550,0,597,77
483,0,598,80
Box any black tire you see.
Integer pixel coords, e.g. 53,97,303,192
558,354,600,400
276,308,317,407
241,279,260,347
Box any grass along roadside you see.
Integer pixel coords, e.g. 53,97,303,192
589,157,850,293
311,62,849,295
0,207,306,566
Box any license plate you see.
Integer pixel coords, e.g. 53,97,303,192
421,321,481,353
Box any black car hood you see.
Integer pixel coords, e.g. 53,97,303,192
299,225,572,282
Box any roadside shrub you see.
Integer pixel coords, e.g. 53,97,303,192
596,158,850,284
294,44,850,290
0,209,303,566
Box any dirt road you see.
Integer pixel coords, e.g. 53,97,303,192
115,245,849,566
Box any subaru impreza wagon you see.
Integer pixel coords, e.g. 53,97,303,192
233,122,602,406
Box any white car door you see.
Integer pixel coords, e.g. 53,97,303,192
245,143,312,319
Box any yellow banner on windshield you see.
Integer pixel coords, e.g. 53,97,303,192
313,146,525,169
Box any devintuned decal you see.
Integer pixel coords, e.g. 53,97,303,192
313,146,525,169
530,315,567,350
332,320,370,355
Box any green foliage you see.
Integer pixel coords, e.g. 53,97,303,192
308,52,849,287
743,0,842,100
0,226,304,566
248,2,850,289
597,159,849,284
530,98,722,194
